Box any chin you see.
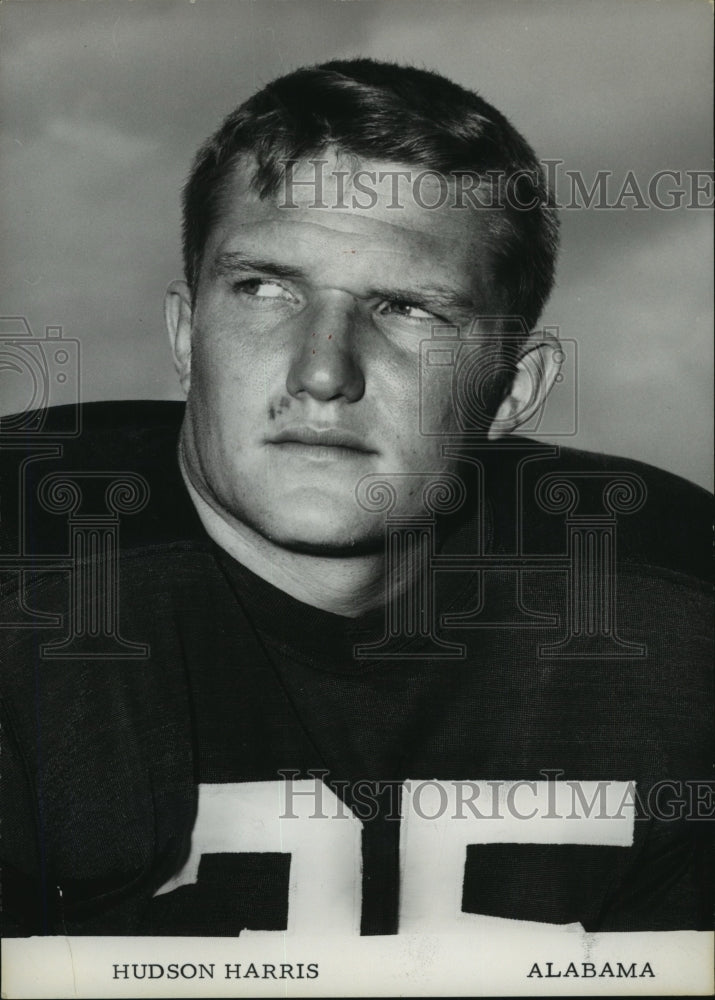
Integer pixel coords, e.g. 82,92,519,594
260,509,385,558
271,535,384,558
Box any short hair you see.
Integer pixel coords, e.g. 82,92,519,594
182,58,559,331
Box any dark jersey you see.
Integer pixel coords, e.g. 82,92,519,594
1,401,712,936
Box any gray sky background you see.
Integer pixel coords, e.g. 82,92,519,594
1,0,712,488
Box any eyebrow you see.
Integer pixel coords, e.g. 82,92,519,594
212,251,306,282
211,250,478,313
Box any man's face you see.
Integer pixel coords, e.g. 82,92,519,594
172,154,503,554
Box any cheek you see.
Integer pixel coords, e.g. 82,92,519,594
191,328,280,414
408,379,459,442
366,351,456,454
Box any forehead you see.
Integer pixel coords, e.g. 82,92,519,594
203,154,501,295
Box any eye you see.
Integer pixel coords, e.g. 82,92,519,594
232,278,295,301
377,300,437,321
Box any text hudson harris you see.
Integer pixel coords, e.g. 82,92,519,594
112,962,319,981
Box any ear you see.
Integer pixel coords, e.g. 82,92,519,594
487,331,563,440
164,279,194,395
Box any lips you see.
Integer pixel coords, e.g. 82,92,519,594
267,426,376,454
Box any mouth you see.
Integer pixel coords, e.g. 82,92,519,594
266,426,377,460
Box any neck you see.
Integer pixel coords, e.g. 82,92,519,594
179,445,393,618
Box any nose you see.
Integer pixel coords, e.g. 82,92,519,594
286,293,365,403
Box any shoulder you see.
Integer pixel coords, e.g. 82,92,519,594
485,439,713,585
0,398,185,471
0,400,202,552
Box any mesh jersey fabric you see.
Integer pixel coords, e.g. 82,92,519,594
1,401,712,936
